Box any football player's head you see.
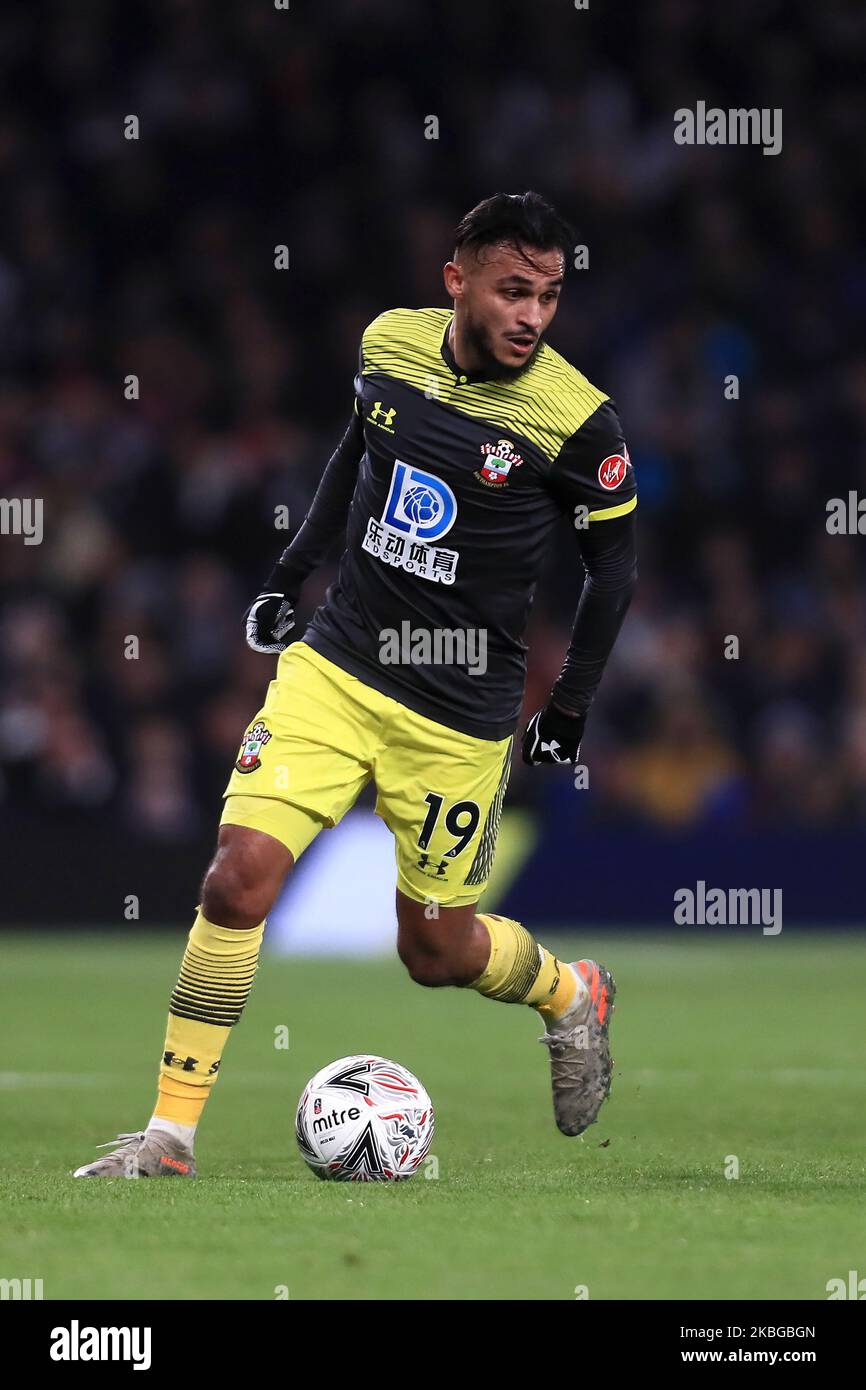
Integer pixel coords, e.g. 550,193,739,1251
444,191,572,377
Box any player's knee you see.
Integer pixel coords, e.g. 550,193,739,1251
402,954,457,988
397,936,463,988
201,849,276,931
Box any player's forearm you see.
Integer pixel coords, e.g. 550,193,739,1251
275,410,364,588
550,515,637,717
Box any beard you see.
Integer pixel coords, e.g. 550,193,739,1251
462,312,542,380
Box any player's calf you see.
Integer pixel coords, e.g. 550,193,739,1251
395,896,616,1132
395,891,490,987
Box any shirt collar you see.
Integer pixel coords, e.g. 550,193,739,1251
439,314,537,385
439,315,496,385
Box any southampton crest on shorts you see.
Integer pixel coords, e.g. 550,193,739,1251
475,438,523,488
235,720,271,773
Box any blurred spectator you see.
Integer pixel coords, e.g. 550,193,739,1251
1,0,864,836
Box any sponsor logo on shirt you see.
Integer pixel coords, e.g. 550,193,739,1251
598,448,630,491
362,460,458,585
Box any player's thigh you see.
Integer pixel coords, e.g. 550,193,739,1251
221,641,379,861
375,715,514,909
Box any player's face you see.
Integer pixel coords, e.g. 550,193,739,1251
446,243,565,375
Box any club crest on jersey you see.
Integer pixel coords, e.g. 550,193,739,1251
235,720,271,773
475,438,523,488
598,448,630,491
362,460,459,585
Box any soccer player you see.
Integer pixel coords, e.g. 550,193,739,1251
74,192,637,1178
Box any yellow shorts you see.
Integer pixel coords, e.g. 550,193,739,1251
220,641,513,907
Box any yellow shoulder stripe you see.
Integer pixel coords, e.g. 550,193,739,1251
361,308,609,462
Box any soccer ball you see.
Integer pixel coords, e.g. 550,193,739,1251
295,1054,434,1182
402,484,440,527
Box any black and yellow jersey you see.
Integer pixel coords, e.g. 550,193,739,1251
292,307,637,740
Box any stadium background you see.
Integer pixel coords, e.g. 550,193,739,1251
1,0,864,930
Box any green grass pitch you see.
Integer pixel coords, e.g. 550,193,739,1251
1,931,864,1301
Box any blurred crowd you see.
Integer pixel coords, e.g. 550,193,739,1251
1,0,865,841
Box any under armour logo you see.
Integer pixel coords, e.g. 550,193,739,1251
417,853,448,877
369,401,397,430
541,739,566,762
163,1051,198,1072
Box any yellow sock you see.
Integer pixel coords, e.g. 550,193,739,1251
468,913,579,1021
153,909,265,1127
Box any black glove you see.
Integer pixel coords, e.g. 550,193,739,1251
521,703,587,766
244,562,298,654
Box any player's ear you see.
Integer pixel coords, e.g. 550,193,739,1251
443,260,463,300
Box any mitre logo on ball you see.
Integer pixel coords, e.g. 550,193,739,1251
476,438,523,488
